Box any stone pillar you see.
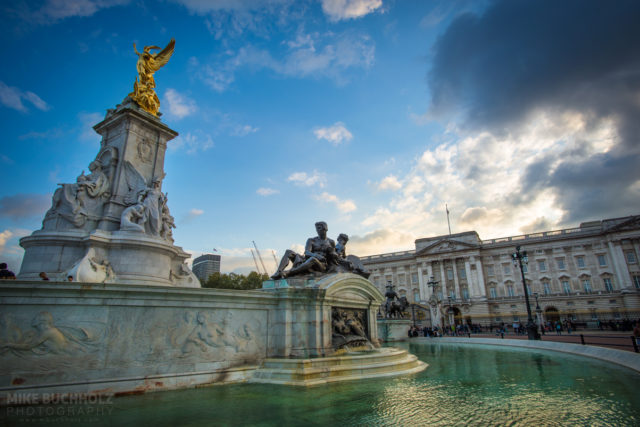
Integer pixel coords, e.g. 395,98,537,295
475,257,486,297
439,261,447,297
417,265,425,301
608,240,628,289
452,258,461,300
464,258,474,297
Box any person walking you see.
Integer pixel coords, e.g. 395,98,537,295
555,321,562,335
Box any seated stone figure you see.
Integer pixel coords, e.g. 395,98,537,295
271,221,335,279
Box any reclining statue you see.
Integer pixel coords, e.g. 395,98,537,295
271,222,370,280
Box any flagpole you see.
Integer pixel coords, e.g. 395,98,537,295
446,204,451,236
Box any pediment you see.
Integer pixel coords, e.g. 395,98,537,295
416,238,478,255
604,215,640,233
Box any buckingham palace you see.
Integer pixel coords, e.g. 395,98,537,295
360,215,640,329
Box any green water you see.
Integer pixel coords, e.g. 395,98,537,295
3,342,640,426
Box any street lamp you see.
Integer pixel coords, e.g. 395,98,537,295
512,246,540,340
533,292,544,335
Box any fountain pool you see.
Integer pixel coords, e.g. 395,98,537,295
3,342,639,426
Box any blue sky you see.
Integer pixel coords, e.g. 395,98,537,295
1,0,639,274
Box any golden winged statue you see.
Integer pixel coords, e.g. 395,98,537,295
128,38,175,116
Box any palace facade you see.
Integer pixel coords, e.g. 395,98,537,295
361,215,640,329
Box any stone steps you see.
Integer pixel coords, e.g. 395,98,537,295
250,347,427,386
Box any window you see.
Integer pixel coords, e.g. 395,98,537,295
562,280,571,295
487,265,495,276
507,285,515,297
583,279,592,294
398,274,405,285
446,268,453,280
526,284,532,296
590,309,598,320
598,255,607,267
604,278,613,292
609,299,617,304
449,290,456,299
626,252,637,264
567,301,574,306
462,288,469,300
459,268,467,279
411,273,418,284
522,263,528,273
587,300,595,305
512,316,520,322
503,264,510,275
510,304,517,309
538,260,547,272
413,289,420,302
634,275,640,289
556,258,566,270
490,288,497,298
576,256,585,268
495,317,502,322
543,282,551,295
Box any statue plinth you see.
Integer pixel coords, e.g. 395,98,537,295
19,101,198,288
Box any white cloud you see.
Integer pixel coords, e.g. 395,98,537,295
196,32,374,92
321,0,383,21
0,230,13,251
362,110,618,241
287,171,326,187
313,122,353,145
22,0,129,25
0,81,50,112
377,175,402,191
257,187,279,196
315,191,356,213
170,132,214,154
164,88,197,119
232,124,259,137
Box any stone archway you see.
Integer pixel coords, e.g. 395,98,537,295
545,306,560,323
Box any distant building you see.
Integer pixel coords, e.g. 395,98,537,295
192,254,221,282
361,215,640,329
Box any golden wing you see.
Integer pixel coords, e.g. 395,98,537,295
148,39,175,73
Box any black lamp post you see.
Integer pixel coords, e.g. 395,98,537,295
512,246,540,340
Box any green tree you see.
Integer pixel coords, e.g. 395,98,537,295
203,271,268,290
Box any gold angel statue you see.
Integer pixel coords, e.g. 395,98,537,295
128,38,175,116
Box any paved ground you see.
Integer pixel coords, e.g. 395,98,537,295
451,330,639,353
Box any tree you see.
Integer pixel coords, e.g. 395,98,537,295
202,271,269,290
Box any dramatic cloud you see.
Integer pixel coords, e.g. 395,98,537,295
169,132,214,154
313,122,353,145
0,194,51,220
257,187,279,196
315,191,356,213
422,0,640,225
164,89,197,119
287,171,326,187
321,0,382,21
0,81,50,112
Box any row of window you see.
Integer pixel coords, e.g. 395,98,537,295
485,252,636,277
488,277,620,298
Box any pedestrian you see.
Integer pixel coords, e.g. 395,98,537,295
0,262,16,280
39,272,50,281
67,275,74,282
556,321,562,335
633,322,640,347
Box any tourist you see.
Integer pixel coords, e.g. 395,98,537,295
0,262,16,280
67,275,74,282
555,321,562,335
633,322,640,346
39,272,50,281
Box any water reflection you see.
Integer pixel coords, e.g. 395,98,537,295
2,342,639,426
